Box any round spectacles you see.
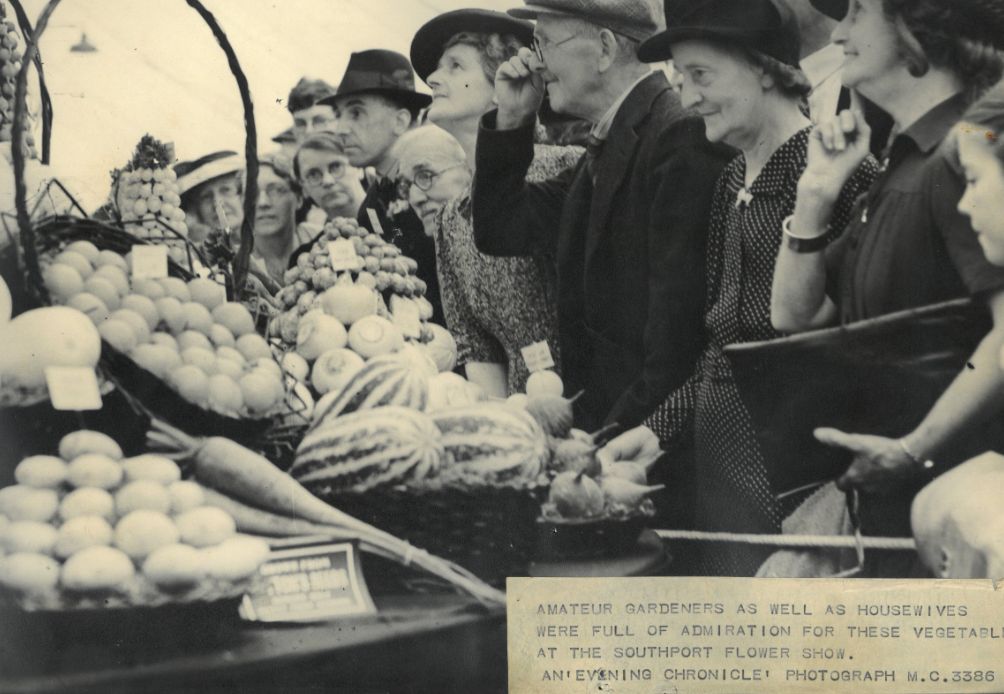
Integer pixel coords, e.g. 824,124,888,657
532,31,582,63
397,164,467,197
303,160,347,186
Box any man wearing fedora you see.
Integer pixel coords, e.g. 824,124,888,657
315,49,444,325
472,0,732,434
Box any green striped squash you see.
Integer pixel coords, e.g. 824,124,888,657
310,355,428,430
292,406,444,493
431,403,550,484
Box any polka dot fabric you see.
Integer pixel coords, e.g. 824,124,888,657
647,128,878,575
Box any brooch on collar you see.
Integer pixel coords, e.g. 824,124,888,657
735,187,754,209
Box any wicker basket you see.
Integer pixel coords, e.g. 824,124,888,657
306,482,548,586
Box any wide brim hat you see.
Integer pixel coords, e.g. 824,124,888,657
174,151,244,198
507,0,665,43
319,49,431,112
411,9,533,84
639,0,801,66
808,0,846,20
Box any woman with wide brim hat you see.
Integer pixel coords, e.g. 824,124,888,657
633,0,878,576
770,0,1004,575
405,9,579,397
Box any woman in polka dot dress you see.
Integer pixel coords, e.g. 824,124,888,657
638,0,877,575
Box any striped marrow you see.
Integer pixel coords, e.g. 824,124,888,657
310,356,428,430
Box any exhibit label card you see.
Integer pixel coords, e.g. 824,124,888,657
240,540,375,623
507,577,1004,693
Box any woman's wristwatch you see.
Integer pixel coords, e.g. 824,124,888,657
898,438,936,473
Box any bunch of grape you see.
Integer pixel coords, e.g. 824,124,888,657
269,216,434,347
115,135,188,265
0,6,36,158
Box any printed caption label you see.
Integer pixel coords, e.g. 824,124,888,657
45,366,102,411
130,245,169,279
507,577,1004,694
522,341,555,373
328,239,363,272
391,295,422,339
241,539,375,623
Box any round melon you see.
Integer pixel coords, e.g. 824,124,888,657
0,307,101,389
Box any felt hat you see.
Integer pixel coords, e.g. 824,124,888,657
319,49,431,112
411,9,533,84
639,0,801,67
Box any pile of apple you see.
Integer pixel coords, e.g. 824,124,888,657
113,135,190,267
40,239,293,420
0,430,270,608
506,370,664,521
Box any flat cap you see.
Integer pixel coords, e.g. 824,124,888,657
508,0,665,42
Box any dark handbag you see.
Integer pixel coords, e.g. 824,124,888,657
723,299,1001,497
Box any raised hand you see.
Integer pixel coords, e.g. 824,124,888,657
494,47,546,130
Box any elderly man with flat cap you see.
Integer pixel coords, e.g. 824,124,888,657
472,0,732,435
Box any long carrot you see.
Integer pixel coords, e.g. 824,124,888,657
147,420,505,606
200,486,354,539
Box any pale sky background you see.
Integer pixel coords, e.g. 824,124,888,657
17,0,517,210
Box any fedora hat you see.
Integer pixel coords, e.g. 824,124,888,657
639,0,801,66
507,0,664,43
411,9,533,84
319,50,431,112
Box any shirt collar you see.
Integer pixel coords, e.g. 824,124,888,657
800,43,844,92
590,71,653,142
899,92,969,155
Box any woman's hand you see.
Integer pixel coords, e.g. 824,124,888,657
597,426,663,470
799,100,873,207
815,427,922,495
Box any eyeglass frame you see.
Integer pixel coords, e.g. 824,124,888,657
531,30,583,64
301,160,348,187
397,163,467,198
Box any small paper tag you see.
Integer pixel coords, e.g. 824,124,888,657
390,295,422,339
328,239,362,272
45,366,103,411
365,208,386,238
131,245,168,279
521,341,555,373
240,540,376,623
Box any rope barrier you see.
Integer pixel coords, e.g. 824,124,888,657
654,529,917,551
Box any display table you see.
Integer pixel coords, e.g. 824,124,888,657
0,593,507,694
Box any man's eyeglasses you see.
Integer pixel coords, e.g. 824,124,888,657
303,161,347,186
532,31,582,63
396,164,467,198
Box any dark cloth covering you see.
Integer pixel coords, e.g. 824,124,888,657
472,72,733,432
647,129,878,575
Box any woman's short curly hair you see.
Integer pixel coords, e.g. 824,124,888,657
743,49,812,100
443,31,525,85
883,0,1004,104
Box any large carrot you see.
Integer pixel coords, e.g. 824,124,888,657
200,486,354,539
147,420,505,606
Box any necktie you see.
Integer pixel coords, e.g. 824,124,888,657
585,133,604,181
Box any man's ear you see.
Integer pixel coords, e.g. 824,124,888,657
393,108,413,135
596,28,619,72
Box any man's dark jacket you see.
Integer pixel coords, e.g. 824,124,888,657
473,72,732,431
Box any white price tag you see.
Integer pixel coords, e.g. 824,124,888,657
521,341,555,373
131,244,169,279
328,239,362,272
45,366,103,411
390,295,422,339
365,208,387,238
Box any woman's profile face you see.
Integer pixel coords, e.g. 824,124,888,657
832,0,905,98
426,43,497,125
957,126,1004,266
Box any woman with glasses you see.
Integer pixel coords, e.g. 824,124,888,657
408,9,579,396
292,132,365,222
248,154,307,286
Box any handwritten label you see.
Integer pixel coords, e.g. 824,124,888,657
240,540,375,623
45,366,103,411
130,244,168,279
391,295,422,339
366,208,387,238
521,341,556,373
328,239,363,272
